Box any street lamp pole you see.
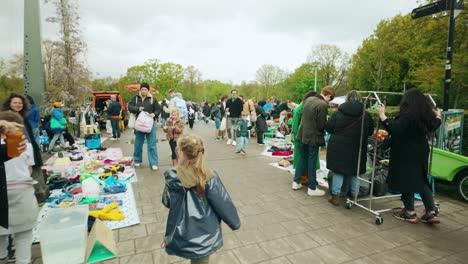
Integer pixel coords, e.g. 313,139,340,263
403,80,407,93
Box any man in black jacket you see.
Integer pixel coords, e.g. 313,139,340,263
225,89,243,146
128,83,162,171
108,95,122,140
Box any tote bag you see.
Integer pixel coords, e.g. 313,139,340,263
128,97,138,129
219,117,227,131
135,112,154,133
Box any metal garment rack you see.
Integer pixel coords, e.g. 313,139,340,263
345,92,439,225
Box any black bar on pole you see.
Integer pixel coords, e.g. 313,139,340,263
444,0,456,111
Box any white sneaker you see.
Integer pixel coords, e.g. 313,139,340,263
292,182,303,190
110,138,117,141
151,165,158,171
227,139,232,145
231,141,237,146
307,188,325,196
134,163,141,167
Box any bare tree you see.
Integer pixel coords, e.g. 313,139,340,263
5,54,24,78
307,44,349,92
45,0,89,106
255,64,286,98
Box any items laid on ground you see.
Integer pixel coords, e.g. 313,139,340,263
35,146,139,263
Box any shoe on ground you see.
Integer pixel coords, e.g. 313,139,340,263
258,143,265,146
235,150,241,154
328,195,340,206
231,141,237,146
227,139,232,145
215,137,221,141
117,138,121,140
307,188,325,196
292,181,303,190
110,138,117,141
393,209,420,224
241,150,246,154
421,212,440,224
134,163,141,167
151,165,158,171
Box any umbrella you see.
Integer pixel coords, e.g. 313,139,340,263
124,84,158,93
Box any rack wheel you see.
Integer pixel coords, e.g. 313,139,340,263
346,201,353,209
375,216,383,225
435,204,441,216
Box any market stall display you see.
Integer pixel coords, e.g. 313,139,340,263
33,146,140,243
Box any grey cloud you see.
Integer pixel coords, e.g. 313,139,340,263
0,0,419,83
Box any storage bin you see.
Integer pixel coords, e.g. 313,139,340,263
38,205,89,264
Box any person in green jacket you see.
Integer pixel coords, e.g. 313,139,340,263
292,91,320,170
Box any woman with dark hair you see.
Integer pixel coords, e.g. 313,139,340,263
1,94,43,173
377,88,441,224
325,90,374,206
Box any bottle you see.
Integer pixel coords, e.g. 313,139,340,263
6,129,23,158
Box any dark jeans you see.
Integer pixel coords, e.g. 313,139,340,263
293,143,319,190
169,140,177,160
110,117,120,138
257,131,264,144
401,182,434,212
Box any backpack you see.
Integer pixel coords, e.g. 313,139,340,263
175,97,188,119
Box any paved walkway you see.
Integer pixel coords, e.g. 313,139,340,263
32,121,468,264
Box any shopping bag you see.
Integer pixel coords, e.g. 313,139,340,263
135,112,154,133
250,110,257,123
219,117,227,131
127,113,136,129
85,133,102,150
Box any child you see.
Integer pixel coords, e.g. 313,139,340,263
162,135,240,264
211,102,222,140
163,108,185,167
235,111,249,154
0,112,39,264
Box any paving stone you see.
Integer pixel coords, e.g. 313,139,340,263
235,228,268,246
233,244,270,264
118,224,147,241
367,251,407,264
259,238,296,258
146,222,166,235
258,256,292,264
117,239,136,257
282,233,320,251
219,232,243,251
285,250,325,264
389,245,436,264
260,223,290,240
120,252,154,264
134,234,164,253
312,244,353,264
280,219,313,234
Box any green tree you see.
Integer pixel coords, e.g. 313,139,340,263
283,63,321,102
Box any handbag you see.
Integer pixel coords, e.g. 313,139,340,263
219,117,227,131
128,96,138,129
135,111,154,133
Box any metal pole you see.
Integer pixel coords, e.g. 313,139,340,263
444,0,456,111
314,66,317,92
24,0,46,108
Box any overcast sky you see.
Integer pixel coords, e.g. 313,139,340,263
0,0,420,83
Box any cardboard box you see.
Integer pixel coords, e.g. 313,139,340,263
85,219,117,263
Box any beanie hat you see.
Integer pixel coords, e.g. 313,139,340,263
258,100,267,107
53,102,62,108
140,83,150,90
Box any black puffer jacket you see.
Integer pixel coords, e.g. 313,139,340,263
325,101,374,176
255,105,268,132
